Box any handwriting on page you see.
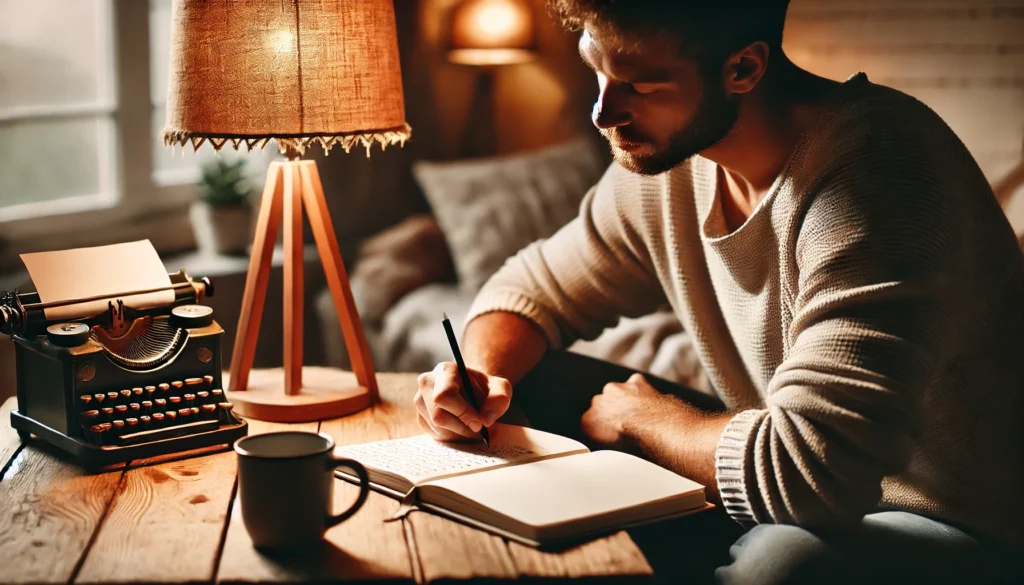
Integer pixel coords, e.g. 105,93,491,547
341,436,537,479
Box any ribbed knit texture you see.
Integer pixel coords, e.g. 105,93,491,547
465,73,1024,549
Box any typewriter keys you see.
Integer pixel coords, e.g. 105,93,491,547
5,268,248,468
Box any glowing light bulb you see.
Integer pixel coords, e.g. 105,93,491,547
448,0,536,65
473,1,520,39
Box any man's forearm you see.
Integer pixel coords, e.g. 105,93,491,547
462,311,549,386
625,400,733,503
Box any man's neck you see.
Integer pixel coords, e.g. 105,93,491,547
701,60,839,216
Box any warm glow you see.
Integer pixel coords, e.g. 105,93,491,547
269,29,295,53
474,1,521,38
450,0,534,53
448,48,535,66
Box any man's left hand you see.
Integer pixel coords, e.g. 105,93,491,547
581,373,679,448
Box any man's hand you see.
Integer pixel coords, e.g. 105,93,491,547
582,372,732,500
415,362,513,441
581,373,673,448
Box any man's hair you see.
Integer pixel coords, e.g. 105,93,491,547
549,0,791,63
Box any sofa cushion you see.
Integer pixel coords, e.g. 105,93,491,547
367,283,713,394
347,213,454,325
412,135,608,292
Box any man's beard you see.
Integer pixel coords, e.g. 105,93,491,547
604,85,739,176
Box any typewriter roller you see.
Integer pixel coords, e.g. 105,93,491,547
1,268,247,469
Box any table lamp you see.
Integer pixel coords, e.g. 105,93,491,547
448,0,536,66
446,0,536,156
163,0,410,422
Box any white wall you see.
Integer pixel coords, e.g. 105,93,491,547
785,0,1024,230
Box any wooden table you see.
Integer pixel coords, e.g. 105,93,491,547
0,369,659,584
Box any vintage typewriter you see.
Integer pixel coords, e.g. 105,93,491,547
1,269,247,469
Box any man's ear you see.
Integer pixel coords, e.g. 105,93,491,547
722,41,770,95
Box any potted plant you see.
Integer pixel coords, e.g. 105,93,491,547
190,158,255,256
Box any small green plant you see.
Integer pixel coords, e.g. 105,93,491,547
197,158,252,207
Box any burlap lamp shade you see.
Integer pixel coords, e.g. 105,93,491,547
163,0,411,156
161,0,412,422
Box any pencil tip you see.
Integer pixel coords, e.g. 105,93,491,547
443,312,448,321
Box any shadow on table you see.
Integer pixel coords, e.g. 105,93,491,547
243,541,410,585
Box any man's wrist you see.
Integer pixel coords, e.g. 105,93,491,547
621,394,732,496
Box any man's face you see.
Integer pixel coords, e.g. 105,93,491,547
579,29,739,175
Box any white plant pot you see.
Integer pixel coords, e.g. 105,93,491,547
190,201,254,256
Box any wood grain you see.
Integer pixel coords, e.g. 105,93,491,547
217,375,413,584
76,414,315,585
228,163,284,392
0,398,23,477
506,532,653,582
0,438,123,584
407,513,518,583
75,453,236,583
0,371,662,583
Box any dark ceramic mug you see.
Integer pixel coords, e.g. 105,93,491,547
234,431,370,550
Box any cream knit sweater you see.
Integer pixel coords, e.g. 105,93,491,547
465,73,1024,548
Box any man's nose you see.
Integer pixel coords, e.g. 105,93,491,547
592,85,632,130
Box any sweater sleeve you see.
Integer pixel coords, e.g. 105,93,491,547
714,135,960,529
464,165,666,349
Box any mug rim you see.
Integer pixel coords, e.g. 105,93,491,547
233,431,335,460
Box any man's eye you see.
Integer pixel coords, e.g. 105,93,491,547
631,83,659,95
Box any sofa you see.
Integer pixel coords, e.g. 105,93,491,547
316,134,711,391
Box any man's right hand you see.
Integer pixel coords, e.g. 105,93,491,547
415,362,513,441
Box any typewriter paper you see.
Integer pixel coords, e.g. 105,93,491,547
21,240,175,321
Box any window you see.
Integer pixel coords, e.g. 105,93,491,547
0,0,272,270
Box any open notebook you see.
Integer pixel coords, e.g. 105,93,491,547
334,424,710,547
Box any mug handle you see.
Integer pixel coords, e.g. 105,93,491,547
325,457,371,528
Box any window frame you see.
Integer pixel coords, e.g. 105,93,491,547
0,0,196,267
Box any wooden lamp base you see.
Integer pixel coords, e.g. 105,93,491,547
225,368,370,423
226,157,379,423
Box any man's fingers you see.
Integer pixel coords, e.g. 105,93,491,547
602,381,625,396
417,413,464,442
480,377,512,426
431,372,483,432
414,390,428,419
427,406,479,439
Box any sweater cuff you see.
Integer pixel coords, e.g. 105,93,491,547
464,289,564,350
715,409,768,528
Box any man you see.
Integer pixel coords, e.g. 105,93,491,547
414,1,1024,583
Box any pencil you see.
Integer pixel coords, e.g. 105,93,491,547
441,313,490,446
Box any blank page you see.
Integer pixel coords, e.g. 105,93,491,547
420,450,704,532
21,240,174,320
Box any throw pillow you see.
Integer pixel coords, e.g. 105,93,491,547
412,135,609,292
348,214,454,324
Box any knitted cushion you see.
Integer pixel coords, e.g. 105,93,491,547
413,135,608,292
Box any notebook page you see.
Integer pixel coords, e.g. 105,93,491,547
335,424,588,485
420,450,705,537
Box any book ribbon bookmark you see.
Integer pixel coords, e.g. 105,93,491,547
384,487,421,522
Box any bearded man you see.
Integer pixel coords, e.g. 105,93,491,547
414,2,1024,583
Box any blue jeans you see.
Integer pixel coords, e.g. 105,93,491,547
713,510,1020,585
511,351,1023,585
